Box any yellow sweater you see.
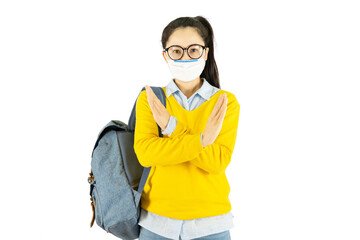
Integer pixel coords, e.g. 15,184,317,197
134,86,240,220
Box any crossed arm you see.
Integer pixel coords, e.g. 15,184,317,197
134,90,240,175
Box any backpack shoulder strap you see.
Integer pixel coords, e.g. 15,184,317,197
132,86,166,195
128,86,166,132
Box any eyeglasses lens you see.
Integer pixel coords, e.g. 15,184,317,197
168,45,203,60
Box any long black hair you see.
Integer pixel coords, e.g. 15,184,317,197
161,16,221,89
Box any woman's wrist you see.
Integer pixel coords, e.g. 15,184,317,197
201,132,208,147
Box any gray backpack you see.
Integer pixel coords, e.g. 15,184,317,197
88,86,166,240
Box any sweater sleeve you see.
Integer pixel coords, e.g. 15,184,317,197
162,116,205,146
134,90,204,168
191,93,240,175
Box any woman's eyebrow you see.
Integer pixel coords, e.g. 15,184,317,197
169,43,202,48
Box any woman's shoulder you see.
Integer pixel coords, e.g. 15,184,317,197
217,89,240,106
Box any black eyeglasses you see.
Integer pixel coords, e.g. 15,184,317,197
163,44,206,60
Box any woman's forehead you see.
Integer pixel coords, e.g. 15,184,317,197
166,27,204,47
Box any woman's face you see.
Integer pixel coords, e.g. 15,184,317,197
163,27,209,63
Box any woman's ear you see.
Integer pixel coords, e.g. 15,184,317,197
162,51,168,63
205,47,209,61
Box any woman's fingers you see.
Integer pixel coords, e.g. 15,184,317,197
146,85,163,111
146,85,157,113
218,95,228,121
214,93,227,120
145,85,153,103
215,94,225,110
145,84,170,130
210,94,224,118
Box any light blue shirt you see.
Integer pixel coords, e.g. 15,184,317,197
138,78,234,240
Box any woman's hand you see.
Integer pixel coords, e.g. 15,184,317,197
202,93,228,147
145,85,171,131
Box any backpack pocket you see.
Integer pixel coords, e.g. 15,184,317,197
92,186,105,230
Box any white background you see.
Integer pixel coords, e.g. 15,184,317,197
0,0,359,239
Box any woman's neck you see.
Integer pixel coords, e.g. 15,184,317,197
174,77,204,99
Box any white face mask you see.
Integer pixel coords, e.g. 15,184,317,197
167,58,206,82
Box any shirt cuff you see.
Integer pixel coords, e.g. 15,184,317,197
161,115,177,136
200,132,204,147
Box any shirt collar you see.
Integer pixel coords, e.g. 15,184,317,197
165,78,215,101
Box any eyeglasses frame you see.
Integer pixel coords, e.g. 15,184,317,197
163,44,207,60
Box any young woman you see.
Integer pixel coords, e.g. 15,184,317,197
134,16,240,240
